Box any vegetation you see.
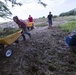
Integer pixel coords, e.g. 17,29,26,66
53,15,58,18
36,23,47,27
59,21,76,32
68,17,76,21
59,8,76,16
0,1,12,18
4,0,47,7
0,28,21,38
0,0,46,18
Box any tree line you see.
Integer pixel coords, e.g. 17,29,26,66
59,8,76,16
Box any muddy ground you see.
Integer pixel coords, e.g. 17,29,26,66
0,17,76,75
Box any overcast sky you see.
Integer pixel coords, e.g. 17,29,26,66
0,0,76,22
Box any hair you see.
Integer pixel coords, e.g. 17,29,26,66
13,16,18,20
49,12,51,14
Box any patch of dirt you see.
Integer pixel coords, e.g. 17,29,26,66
0,17,76,75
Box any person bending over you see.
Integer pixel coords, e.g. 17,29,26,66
13,16,31,41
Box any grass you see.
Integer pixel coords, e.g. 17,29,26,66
59,21,76,32
68,18,76,21
36,23,47,27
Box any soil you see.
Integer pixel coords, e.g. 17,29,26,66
0,17,76,75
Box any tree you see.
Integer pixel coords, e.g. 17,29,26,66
59,8,76,16
4,0,22,7
0,0,47,18
0,1,12,18
4,0,47,7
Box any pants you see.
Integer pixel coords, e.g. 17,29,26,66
22,30,31,41
48,20,52,26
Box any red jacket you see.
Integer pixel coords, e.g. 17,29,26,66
28,17,33,22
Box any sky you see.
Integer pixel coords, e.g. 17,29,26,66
0,0,76,22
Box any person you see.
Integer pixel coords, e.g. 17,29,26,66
47,12,53,28
13,16,31,41
28,15,34,30
65,29,76,52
